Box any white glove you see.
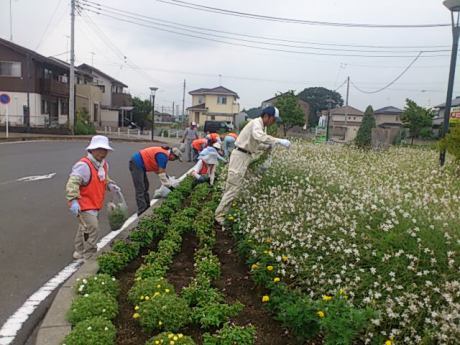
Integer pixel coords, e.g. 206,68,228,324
158,172,171,187
108,183,121,193
169,176,180,188
277,139,291,149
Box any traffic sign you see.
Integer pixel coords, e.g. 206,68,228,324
0,93,11,105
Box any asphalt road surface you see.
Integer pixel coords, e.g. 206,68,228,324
0,140,193,336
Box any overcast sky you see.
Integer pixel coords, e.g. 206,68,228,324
0,0,458,113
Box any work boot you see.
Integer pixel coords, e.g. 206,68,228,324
73,251,83,260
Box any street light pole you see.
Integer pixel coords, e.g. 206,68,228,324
150,87,158,142
325,98,335,142
440,0,460,166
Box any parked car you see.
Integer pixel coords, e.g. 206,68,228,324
203,121,231,134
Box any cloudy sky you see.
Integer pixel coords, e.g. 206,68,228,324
0,0,457,113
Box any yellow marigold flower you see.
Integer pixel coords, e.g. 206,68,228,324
158,321,163,326
262,295,270,303
157,285,161,288
263,250,269,254
170,341,174,345
154,292,160,297
144,296,150,301
165,289,170,293
140,295,144,300
134,305,140,311
265,238,272,243
251,263,258,270
322,295,332,301
155,341,160,345
281,255,288,262
178,334,183,338
136,277,142,281
173,336,178,341
317,310,325,318
385,341,393,345
168,334,173,339
339,288,346,295
267,265,274,271
132,313,140,319
274,277,281,283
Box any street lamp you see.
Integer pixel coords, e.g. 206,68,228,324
150,87,158,142
440,0,460,166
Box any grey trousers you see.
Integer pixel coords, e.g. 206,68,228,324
129,159,150,215
184,138,193,162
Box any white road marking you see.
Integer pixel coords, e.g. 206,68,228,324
16,173,56,182
0,168,192,345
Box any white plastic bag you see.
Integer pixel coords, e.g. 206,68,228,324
107,191,128,230
153,185,172,199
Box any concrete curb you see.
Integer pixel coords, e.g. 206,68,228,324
0,135,165,144
34,204,163,345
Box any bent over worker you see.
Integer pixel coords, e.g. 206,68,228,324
191,137,208,162
66,136,121,260
129,145,182,215
190,146,219,185
222,132,238,158
215,106,291,224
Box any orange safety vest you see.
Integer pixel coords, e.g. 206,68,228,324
79,157,108,211
207,133,220,143
228,132,238,140
192,138,207,152
139,147,170,173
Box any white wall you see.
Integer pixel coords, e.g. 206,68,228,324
0,92,48,126
92,76,112,106
101,109,119,127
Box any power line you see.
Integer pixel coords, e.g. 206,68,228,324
156,0,450,29
350,52,424,94
80,0,450,50
80,6,450,59
35,0,65,50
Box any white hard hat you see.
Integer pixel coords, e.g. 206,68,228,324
191,122,197,126
86,135,113,151
171,147,183,161
212,142,222,150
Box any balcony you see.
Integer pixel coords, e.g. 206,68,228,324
111,92,133,107
40,79,69,97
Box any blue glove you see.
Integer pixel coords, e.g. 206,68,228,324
69,200,80,217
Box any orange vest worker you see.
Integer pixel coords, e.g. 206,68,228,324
78,157,108,211
139,147,170,173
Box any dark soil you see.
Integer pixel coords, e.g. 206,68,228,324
167,231,199,291
213,226,302,345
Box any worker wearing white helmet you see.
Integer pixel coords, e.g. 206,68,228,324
215,106,290,225
65,136,121,260
191,146,220,185
181,122,199,162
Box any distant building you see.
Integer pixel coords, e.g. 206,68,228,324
187,86,240,127
374,106,403,129
324,106,364,143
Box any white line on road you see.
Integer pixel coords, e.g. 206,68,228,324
16,173,56,182
0,169,191,345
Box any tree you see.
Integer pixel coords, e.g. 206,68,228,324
439,125,460,163
132,97,152,131
401,99,434,144
275,91,305,136
355,105,376,149
297,87,344,127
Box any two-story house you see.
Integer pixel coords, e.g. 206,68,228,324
374,106,403,129
186,86,240,127
78,64,133,128
325,105,364,143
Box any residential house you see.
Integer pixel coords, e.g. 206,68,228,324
0,37,73,129
374,106,403,128
261,93,311,127
186,86,240,127
325,106,364,143
78,63,133,128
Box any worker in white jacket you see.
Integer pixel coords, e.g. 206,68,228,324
190,146,219,185
215,106,290,224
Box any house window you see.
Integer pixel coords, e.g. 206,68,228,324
0,61,21,77
210,115,216,120
198,96,205,104
396,115,400,121
41,100,49,114
217,96,227,104
97,85,105,93
60,100,68,115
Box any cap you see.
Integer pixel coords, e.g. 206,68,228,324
86,135,113,151
171,147,183,161
212,142,222,150
262,106,280,118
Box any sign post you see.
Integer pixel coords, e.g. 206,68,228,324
0,93,11,138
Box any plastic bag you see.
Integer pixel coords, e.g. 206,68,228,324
107,191,128,231
153,185,171,199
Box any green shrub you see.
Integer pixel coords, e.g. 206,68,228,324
195,249,221,281
146,332,196,345
74,108,96,135
128,277,175,305
203,323,256,345
74,274,119,298
61,317,115,345
97,251,129,275
181,279,223,307
112,240,140,262
67,292,118,326
439,125,460,162
193,302,244,329
129,229,155,248
135,262,167,280
138,293,192,332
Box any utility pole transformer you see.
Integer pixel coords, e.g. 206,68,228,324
69,0,76,133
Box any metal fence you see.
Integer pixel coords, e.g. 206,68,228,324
0,115,59,128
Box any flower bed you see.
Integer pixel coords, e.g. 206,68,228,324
227,142,460,344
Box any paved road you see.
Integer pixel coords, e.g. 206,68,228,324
0,140,192,336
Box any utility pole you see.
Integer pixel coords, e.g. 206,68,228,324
346,76,350,107
182,79,186,127
172,101,175,116
344,76,350,140
69,0,76,133
9,0,13,41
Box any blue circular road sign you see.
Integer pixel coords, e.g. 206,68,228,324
0,94,11,105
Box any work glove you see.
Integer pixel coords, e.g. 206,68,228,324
159,172,171,187
169,176,180,188
277,139,291,149
108,183,121,193
69,200,80,217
